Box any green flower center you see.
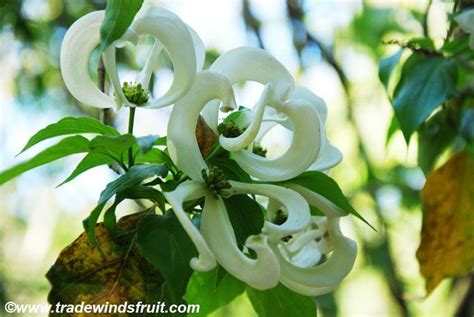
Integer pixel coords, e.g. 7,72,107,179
252,144,267,157
202,166,231,198
122,82,149,106
273,209,288,225
217,120,245,138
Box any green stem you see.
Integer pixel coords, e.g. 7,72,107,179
128,107,136,168
205,144,223,162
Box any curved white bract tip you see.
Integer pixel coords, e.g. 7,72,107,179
308,142,343,172
186,24,206,71
289,241,322,268
286,229,325,253
228,181,311,241
135,24,203,90
129,8,197,108
200,193,280,290
60,11,113,109
287,86,328,123
210,47,295,100
232,99,323,181
163,181,216,271
167,71,236,180
272,234,357,296
202,46,295,132
136,41,164,89
220,84,282,152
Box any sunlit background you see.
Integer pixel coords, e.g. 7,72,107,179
0,0,470,316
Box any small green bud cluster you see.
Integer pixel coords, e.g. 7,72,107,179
217,120,244,138
202,166,232,198
273,209,288,225
273,209,291,241
252,144,267,157
122,82,149,105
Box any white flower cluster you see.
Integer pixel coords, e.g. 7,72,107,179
60,6,357,296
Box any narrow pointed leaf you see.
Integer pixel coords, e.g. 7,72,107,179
99,0,144,51
104,185,166,237
1,136,90,185
89,134,136,162
281,171,375,230
379,49,403,89
83,164,167,246
136,135,160,154
58,152,115,187
19,117,119,154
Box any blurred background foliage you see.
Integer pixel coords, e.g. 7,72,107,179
0,0,473,316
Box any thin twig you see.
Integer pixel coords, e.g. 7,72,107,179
97,57,124,175
422,0,433,38
242,0,264,48
128,107,136,168
98,57,112,126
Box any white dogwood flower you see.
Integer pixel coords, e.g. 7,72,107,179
60,7,203,109
268,184,357,296
455,9,474,49
165,71,314,290
201,47,342,181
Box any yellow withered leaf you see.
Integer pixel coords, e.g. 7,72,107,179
46,212,164,316
416,151,474,294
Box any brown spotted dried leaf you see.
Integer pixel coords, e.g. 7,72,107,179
416,151,474,294
46,212,164,316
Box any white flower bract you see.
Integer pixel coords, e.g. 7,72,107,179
60,8,202,110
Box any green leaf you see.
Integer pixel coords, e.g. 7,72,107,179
224,195,265,249
104,185,166,237
392,54,458,142
83,164,167,246
351,7,407,56
154,136,167,146
407,37,435,50
283,171,375,230
136,135,160,154
0,136,90,185
136,148,177,170
246,284,317,317
89,134,136,163
442,36,469,55
58,152,115,187
385,115,400,145
379,49,403,88
418,110,456,174
185,267,246,317
19,117,119,154
137,213,197,302
99,0,144,52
